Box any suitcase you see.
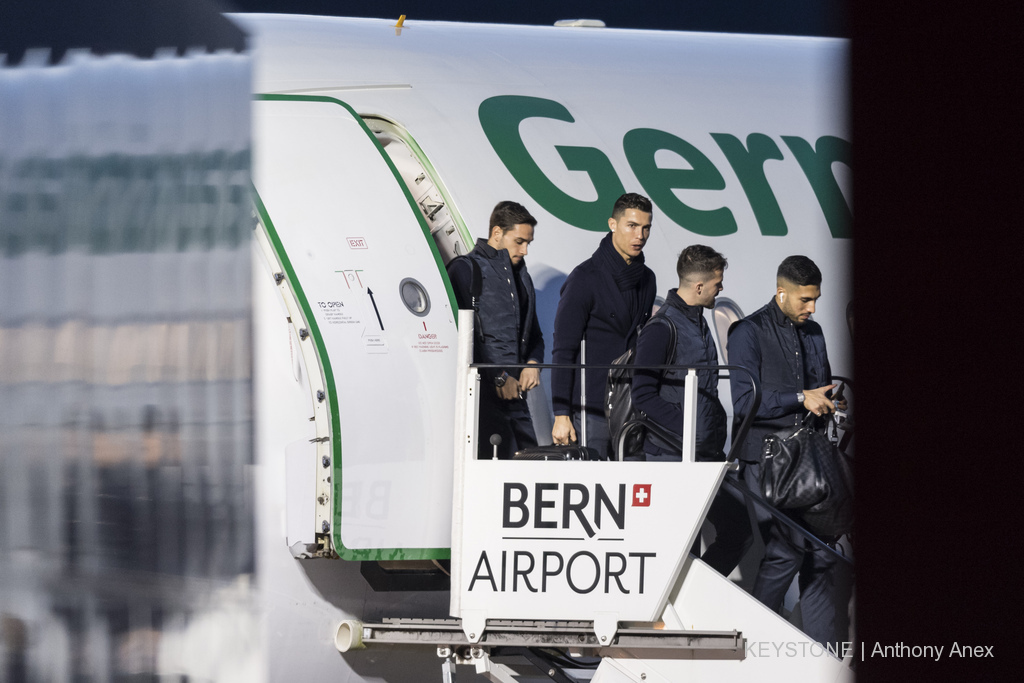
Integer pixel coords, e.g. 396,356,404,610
513,445,600,461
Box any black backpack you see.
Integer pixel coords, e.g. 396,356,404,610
605,315,677,460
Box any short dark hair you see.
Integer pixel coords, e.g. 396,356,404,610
776,255,822,287
676,244,727,282
489,200,536,235
611,193,653,220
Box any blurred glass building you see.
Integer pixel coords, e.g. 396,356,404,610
0,3,257,680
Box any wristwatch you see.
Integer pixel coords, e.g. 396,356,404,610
797,391,805,404
495,371,509,388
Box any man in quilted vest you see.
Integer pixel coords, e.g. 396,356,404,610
447,201,544,459
631,245,750,578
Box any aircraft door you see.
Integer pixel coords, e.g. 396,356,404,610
252,96,456,559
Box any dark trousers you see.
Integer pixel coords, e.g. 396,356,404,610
572,410,612,461
744,460,842,647
479,390,537,459
699,469,756,576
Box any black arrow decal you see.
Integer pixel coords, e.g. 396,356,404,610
367,288,384,330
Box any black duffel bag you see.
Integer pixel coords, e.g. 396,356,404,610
760,414,854,538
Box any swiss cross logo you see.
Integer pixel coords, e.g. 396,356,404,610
633,484,651,507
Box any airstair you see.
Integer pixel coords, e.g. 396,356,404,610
336,311,854,683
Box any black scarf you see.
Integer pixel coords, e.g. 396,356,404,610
596,232,646,320
596,232,646,291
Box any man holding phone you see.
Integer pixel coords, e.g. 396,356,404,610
729,255,847,647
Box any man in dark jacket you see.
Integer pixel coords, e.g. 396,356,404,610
550,193,656,459
729,255,846,647
631,245,751,577
448,201,544,459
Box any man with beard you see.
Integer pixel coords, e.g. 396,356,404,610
729,255,847,647
630,245,751,577
448,200,544,459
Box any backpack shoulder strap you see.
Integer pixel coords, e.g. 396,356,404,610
643,313,678,365
449,254,483,311
468,256,482,308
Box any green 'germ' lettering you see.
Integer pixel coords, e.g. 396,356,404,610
624,128,736,236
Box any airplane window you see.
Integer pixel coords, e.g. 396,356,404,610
399,277,430,316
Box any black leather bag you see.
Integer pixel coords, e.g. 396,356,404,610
760,415,854,537
605,346,648,461
605,316,676,461
801,444,854,538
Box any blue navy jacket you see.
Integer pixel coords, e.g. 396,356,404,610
447,238,544,383
728,298,832,463
632,290,727,461
550,239,656,416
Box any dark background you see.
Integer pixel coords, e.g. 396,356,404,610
850,1,1018,680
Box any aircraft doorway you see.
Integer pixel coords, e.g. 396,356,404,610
362,115,473,265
